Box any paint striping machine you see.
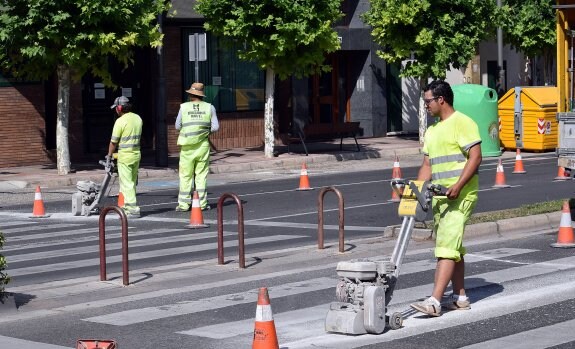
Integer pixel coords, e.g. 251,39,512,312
325,179,447,335
71,156,116,216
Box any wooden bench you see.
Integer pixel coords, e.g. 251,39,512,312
287,122,361,156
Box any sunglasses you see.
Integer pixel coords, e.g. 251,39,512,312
423,96,441,105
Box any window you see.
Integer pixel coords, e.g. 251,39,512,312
182,28,265,113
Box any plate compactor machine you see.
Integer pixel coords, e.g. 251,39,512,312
325,179,447,335
71,156,116,217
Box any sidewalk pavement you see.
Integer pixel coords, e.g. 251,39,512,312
0,135,543,191
0,136,425,190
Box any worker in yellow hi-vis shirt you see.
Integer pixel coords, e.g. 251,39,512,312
107,96,143,218
175,82,219,212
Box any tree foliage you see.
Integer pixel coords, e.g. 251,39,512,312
499,0,555,58
0,0,169,85
363,0,497,79
195,0,342,80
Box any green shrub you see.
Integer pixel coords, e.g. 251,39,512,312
0,231,10,301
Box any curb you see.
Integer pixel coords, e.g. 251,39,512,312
383,211,560,242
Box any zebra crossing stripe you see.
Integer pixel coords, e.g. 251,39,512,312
6,234,307,277
2,223,82,234
82,249,538,327
82,278,336,325
0,335,72,349
458,318,575,349
5,229,237,262
281,278,575,348
178,254,575,340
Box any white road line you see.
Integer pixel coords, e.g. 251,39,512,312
5,229,240,262
83,278,336,325
183,251,569,340
6,234,307,277
458,319,575,349
0,247,539,324
282,265,575,348
0,336,72,349
83,248,535,329
2,223,82,234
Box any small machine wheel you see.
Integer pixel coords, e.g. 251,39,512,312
388,312,403,330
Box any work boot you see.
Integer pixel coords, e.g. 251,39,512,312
175,205,190,212
410,297,442,317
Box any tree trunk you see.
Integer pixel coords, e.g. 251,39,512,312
56,65,71,175
264,67,275,158
417,77,428,144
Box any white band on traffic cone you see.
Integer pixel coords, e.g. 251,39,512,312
255,304,274,322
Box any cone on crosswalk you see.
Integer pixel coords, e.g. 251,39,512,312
117,192,125,207
493,159,510,188
30,185,50,218
389,156,403,202
187,191,209,229
555,166,571,181
551,201,575,248
391,155,402,180
296,163,313,191
76,339,117,349
512,149,526,174
252,287,279,349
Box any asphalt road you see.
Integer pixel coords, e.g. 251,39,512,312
1,153,575,348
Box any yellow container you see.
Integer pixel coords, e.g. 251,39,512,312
497,86,558,151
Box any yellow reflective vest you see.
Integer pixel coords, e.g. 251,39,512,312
422,111,481,201
177,101,212,146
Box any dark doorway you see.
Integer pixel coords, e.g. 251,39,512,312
82,50,153,154
308,53,349,125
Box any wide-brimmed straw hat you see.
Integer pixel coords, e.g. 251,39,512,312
185,82,205,97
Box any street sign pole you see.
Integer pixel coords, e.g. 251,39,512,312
189,33,207,83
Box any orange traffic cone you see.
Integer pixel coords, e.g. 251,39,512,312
76,339,117,349
512,149,526,174
555,166,571,181
30,186,50,218
493,159,510,188
391,155,403,180
252,287,279,349
117,192,125,207
551,201,575,248
187,191,209,229
389,185,402,202
296,163,313,191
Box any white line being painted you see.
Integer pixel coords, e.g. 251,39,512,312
82,277,336,325
84,248,535,329
0,247,540,324
5,229,239,262
458,319,575,349
278,257,575,349
181,251,569,340
0,221,41,228
2,223,83,234
0,335,72,349
6,234,306,277
4,226,123,244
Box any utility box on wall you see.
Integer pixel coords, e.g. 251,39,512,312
498,86,558,151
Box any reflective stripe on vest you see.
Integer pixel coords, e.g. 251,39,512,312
177,102,211,146
116,112,142,152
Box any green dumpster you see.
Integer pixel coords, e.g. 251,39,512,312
452,84,501,157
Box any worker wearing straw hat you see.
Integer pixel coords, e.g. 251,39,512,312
175,82,219,211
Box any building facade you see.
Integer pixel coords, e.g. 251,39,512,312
0,1,541,168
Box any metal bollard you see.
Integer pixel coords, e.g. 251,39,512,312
217,193,245,268
99,205,129,286
317,186,345,252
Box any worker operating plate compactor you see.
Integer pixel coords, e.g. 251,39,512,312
71,156,117,216
325,179,447,335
